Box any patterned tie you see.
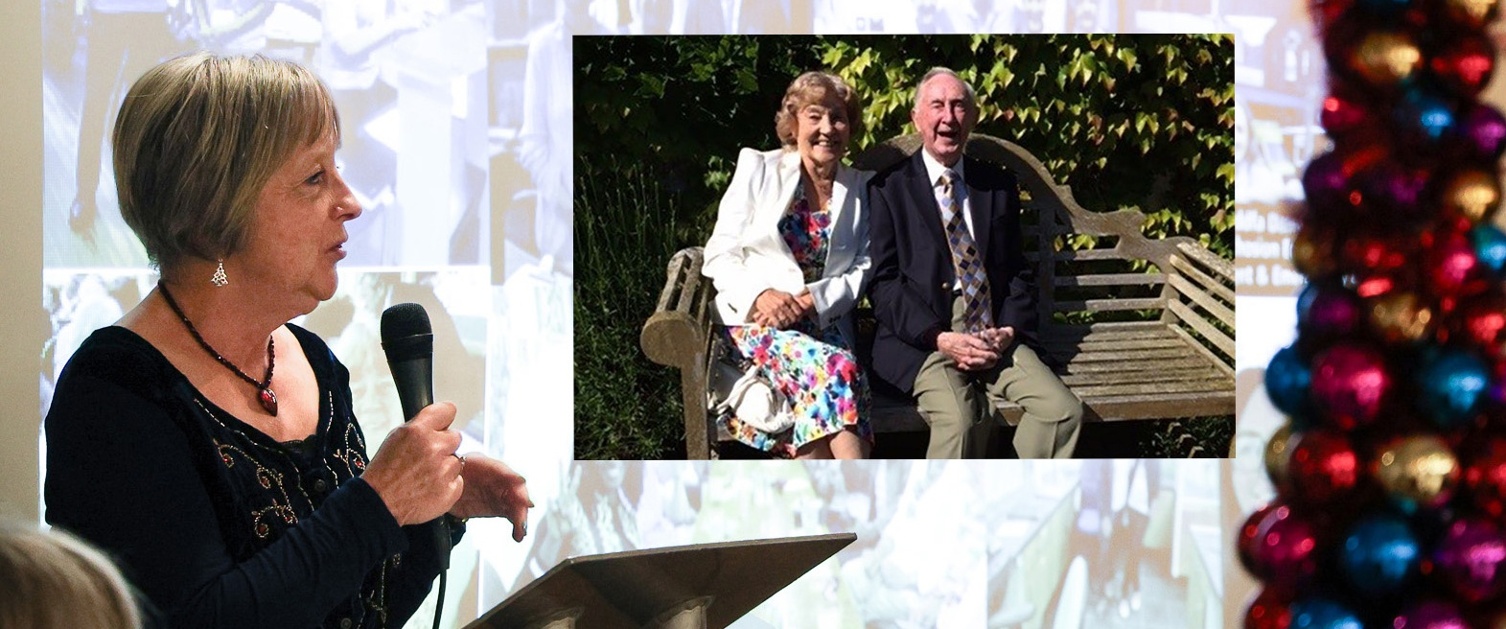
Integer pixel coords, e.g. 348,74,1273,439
939,170,994,332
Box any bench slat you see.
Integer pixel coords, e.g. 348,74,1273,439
1068,377,1232,398
1167,274,1235,327
1059,366,1221,387
1166,299,1235,358
1062,355,1215,373
1053,297,1167,313
1169,253,1235,304
1053,273,1166,287
1026,248,1137,262
1053,346,1195,362
1175,241,1235,281
1045,321,1173,338
1046,337,1189,352
1168,321,1235,376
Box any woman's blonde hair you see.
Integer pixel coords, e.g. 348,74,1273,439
773,71,863,148
112,52,340,271
0,521,141,629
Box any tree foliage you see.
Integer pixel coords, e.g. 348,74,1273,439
824,34,1235,256
575,34,1234,256
575,36,824,242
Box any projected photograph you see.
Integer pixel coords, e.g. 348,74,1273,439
575,33,1236,460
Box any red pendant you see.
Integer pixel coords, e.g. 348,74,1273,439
259,387,278,416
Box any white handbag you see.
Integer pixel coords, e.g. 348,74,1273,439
712,362,795,434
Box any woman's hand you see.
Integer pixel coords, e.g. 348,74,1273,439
752,289,809,328
361,402,464,526
448,455,534,542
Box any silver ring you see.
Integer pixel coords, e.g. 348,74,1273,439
454,453,466,471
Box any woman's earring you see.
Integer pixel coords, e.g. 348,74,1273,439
211,259,229,287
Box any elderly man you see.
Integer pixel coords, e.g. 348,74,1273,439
867,67,1082,459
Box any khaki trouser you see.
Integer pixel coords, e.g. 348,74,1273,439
912,296,1083,458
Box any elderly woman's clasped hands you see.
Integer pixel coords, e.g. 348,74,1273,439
751,288,815,329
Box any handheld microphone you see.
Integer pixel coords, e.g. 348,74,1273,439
379,303,450,571
380,303,434,421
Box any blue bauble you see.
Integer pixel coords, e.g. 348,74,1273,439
1298,282,1318,320
1290,596,1365,629
1267,345,1314,420
1417,348,1490,428
1471,223,1506,275
1400,89,1457,141
1340,512,1420,597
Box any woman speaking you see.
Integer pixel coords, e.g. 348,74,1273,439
44,53,531,628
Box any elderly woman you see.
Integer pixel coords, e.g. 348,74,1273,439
702,71,874,459
44,53,531,628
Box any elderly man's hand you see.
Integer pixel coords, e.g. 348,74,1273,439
449,455,534,542
937,332,999,371
977,326,1015,352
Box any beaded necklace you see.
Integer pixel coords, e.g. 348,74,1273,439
158,283,278,416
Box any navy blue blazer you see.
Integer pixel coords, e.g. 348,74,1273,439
867,151,1040,393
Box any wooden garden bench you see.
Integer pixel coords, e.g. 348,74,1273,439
640,134,1234,459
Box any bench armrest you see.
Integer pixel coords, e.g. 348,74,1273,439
639,246,717,459
1164,240,1235,375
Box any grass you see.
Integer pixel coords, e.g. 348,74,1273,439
574,161,695,459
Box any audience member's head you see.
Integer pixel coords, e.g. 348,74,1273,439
0,520,140,629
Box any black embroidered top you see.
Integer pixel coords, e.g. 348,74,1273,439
45,324,459,628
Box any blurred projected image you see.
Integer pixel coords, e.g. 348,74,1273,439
299,269,492,444
40,268,490,445
43,0,494,268
482,460,1222,628
814,0,1120,32
41,270,155,414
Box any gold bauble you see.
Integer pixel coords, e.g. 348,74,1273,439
1443,168,1502,225
1265,423,1296,490
1444,0,1499,28
1367,291,1435,344
1353,31,1423,87
1375,434,1460,509
1293,224,1337,278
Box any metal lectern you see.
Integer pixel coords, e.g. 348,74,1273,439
466,533,857,628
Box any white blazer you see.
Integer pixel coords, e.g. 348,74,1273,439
702,147,873,344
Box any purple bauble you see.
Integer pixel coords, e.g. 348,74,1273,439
1311,343,1392,430
1460,104,1506,160
1304,151,1350,210
1300,285,1362,339
1393,600,1468,629
1431,517,1506,602
1360,162,1430,217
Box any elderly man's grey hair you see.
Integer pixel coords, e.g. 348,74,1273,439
913,67,978,111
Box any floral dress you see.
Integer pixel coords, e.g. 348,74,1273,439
720,183,873,457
